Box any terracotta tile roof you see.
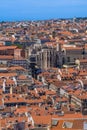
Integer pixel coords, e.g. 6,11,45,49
18,75,27,80
8,66,26,71
63,46,83,50
0,46,17,50
32,115,51,125
0,73,17,78
0,55,13,60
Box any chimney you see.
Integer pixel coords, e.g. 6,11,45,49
10,87,13,95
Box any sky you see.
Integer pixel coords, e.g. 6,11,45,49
0,0,87,21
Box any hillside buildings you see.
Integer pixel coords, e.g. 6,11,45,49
0,18,87,129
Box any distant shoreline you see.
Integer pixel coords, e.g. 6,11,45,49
0,17,87,22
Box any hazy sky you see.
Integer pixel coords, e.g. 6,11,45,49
0,0,87,21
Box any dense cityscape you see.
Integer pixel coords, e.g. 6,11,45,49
0,18,86,129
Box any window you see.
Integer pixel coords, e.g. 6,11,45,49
62,57,65,64
62,121,73,128
67,57,70,62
